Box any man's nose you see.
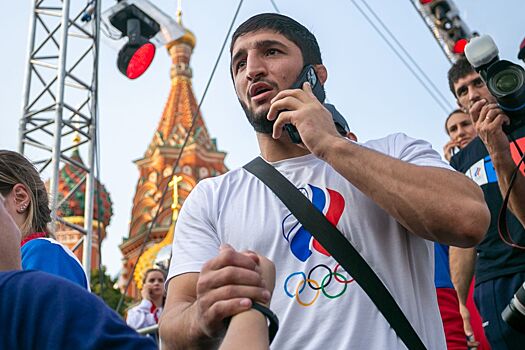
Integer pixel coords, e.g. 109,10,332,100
246,55,267,81
468,86,481,104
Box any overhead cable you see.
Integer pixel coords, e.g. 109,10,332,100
350,0,454,113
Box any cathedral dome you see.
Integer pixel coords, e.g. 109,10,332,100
57,149,113,227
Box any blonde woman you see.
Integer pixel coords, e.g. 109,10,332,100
0,150,88,289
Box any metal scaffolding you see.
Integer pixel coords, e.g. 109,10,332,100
19,0,101,280
410,0,473,63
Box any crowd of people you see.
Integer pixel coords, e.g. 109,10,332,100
1,12,525,350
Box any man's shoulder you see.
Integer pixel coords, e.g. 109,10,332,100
362,133,443,161
194,166,247,189
362,132,426,150
183,166,252,204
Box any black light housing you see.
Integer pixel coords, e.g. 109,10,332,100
421,0,472,57
109,4,160,79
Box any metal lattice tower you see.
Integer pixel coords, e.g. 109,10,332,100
410,0,473,63
19,0,102,280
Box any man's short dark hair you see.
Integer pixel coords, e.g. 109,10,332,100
230,13,322,67
447,57,475,98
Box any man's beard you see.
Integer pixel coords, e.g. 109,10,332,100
239,99,275,134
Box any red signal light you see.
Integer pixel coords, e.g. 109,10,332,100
117,41,156,79
419,0,433,4
453,38,468,54
126,42,155,79
519,37,525,61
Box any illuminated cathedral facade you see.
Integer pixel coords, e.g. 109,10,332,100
119,20,227,298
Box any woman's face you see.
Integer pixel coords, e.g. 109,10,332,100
144,271,165,299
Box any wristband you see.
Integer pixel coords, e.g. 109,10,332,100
251,302,279,345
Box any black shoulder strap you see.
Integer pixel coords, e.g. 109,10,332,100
244,157,427,350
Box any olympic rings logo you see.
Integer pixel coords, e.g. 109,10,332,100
283,263,354,306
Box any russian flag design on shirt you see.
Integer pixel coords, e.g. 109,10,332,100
465,136,525,186
282,184,345,262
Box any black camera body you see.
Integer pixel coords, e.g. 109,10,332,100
502,282,525,334
465,35,525,134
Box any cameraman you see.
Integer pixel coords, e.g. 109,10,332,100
447,57,525,349
470,98,525,228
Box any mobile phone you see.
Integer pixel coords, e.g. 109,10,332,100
283,65,326,143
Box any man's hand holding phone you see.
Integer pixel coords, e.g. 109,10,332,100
267,81,341,157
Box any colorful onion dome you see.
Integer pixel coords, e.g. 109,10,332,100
57,149,113,227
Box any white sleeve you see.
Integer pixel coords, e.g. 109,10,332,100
126,300,157,330
167,181,221,283
389,133,453,170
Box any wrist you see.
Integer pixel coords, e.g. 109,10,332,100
313,135,349,162
489,149,516,173
251,302,279,345
189,303,223,345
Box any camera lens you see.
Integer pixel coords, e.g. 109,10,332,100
489,66,524,96
496,73,519,93
502,282,525,334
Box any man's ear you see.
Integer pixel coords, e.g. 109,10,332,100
314,64,328,85
346,131,358,142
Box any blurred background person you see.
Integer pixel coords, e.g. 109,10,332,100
0,150,89,289
127,268,166,330
443,109,478,161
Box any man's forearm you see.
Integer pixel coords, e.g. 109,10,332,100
320,137,489,247
219,309,269,350
160,301,220,350
491,150,525,228
449,246,476,305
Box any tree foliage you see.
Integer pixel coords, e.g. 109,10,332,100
90,266,132,317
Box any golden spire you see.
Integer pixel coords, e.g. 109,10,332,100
176,0,183,25
73,132,81,145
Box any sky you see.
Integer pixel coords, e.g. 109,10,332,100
1,0,523,277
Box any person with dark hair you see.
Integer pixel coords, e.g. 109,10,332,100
0,191,156,350
443,109,477,161
447,57,525,349
160,13,489,349
1,194,272,350
0,150,89,289
126,268,166,330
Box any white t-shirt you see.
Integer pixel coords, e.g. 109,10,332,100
126,299,163,330
168,133,449,349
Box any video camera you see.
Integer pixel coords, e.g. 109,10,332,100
465,35,525,134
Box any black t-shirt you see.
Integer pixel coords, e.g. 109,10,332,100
450,127,525,284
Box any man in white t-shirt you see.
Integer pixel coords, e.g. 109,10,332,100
159,13,490,350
